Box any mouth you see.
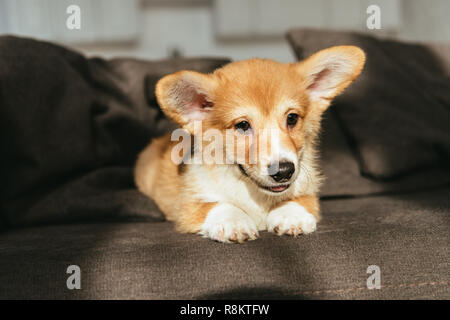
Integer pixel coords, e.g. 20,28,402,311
238,165,291,193
262,184,291,193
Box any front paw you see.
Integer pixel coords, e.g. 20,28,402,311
267,202,317,236
199,203,259,243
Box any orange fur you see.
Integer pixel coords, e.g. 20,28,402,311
176,201,217,233
292,194,321,221
135,135,181,221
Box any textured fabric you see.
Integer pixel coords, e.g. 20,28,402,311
0,188,448,300
0,35,230,228
319,112,450,197
287,29,450,180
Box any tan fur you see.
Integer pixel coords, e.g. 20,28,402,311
135,135,181,221
292,194,321,221
135,46,365,238
176,201,217,233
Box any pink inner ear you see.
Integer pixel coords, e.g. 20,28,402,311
184,93,214,121
307,68,332,91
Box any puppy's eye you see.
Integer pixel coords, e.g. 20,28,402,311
235,121,252,133
286,113,299,128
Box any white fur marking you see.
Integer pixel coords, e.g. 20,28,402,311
267,202,317,236
199,203,259,243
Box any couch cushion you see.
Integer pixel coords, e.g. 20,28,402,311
1,188,448,299
288,29,450,181
0,35,230,228
319,111,450,197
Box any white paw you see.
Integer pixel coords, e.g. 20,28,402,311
267,202,317,236
199,203,259,243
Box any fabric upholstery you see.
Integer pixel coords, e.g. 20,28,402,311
319,112,450,197
288,29,450,181
0,35,230,228
0,188,448,299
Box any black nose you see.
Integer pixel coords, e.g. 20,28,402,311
268,162,295,182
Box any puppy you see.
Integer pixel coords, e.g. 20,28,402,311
135,46,365,243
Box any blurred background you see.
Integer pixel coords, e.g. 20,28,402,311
0,0,449,62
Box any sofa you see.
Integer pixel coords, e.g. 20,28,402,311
0,30,448,299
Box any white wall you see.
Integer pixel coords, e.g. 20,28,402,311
73,2,296,62
1,0,449,63
400,0,450,43
73,0,450,62
214,0,401,38
0,0,139,43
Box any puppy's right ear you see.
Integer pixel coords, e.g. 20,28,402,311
156,71,217,133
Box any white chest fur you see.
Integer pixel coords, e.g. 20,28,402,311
186,165,286,230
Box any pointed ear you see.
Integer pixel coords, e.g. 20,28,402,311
155,70,216,132
296,46,365,111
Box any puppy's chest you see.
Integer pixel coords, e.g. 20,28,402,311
220,182,270,230
188,166,272,229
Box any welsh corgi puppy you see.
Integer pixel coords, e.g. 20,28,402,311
135,46,365,243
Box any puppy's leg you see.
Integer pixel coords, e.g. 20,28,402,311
267,195,320,236
198,203,259,243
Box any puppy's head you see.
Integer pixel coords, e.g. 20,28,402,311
156,46,365,195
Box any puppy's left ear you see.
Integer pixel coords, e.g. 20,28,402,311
296,46,365,111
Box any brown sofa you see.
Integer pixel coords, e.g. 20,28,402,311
0,31,448,299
